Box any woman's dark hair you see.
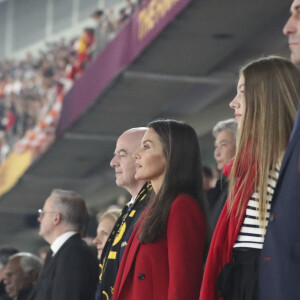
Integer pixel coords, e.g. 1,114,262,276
138,119,208,243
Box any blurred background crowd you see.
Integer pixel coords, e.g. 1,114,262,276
0,0,138,162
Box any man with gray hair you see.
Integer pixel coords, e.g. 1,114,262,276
207,118,237,231
4,252,41,300
212,118,237,172
28,189,98,300
0,246,19,300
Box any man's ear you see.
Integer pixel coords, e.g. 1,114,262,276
53,212,62,225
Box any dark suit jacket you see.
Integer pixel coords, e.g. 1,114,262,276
29,234,98,300
0,281,10,300
259,105,300,300
207,176,228,233
17,285,34,300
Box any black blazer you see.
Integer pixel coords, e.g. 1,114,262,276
29,234,98,300
259,106,300,300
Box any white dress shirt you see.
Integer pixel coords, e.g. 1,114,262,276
50,231,77,256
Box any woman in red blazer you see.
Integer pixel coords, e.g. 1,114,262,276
113,119,208,300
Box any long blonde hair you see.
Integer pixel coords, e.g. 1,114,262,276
228,56,300,227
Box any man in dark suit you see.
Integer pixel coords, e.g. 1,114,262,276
29,189,98,300
4,252,42,300
259,1,300,299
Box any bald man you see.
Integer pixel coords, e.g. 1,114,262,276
95,128,152,300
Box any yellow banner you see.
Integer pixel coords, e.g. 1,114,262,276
138,0,181,40
0,150,33,196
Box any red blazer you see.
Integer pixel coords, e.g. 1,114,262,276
113,193,206,300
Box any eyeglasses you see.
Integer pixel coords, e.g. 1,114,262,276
38,209,57,218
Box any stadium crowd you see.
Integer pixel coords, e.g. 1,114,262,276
0,0,138,161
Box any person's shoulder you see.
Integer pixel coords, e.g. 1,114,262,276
171,193,200,212
174,192,196,202
58,238,98,267
62,233,81,246
168,194,205,228
60,234,93,255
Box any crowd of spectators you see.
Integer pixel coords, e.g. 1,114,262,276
0,0,138,163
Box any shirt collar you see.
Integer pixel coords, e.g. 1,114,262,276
51,231,77,255
129,196,136,205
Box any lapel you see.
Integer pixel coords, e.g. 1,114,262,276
38,253,56,280
116,224,141,298
272,113,300,202
28,234,79,300
277,138,296,181
39,234,79,279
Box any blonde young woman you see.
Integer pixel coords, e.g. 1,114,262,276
200,56,300,300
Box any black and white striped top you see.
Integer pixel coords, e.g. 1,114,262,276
233,166,280,249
